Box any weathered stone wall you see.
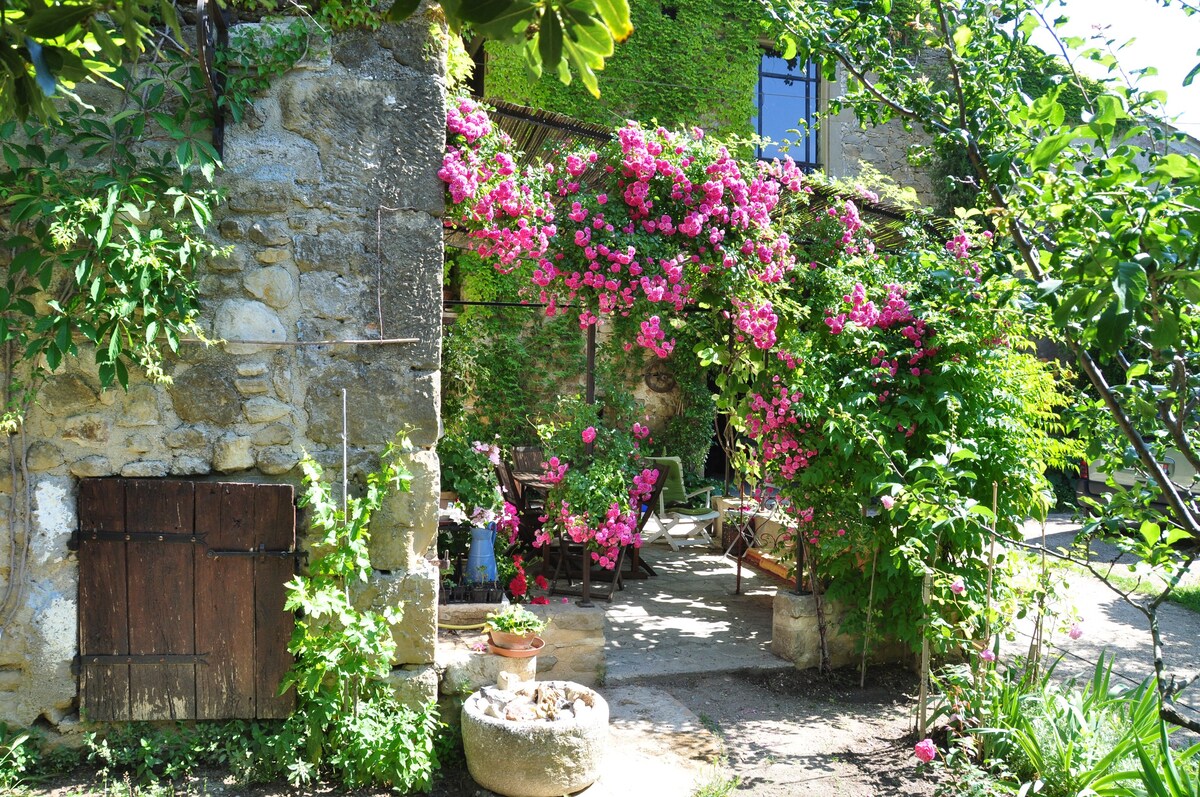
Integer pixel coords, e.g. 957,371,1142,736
0,17,447,727
824,67,937,207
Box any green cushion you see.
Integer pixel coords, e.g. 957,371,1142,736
645,456,689,506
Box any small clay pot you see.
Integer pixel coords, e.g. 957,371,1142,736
488,630,538,650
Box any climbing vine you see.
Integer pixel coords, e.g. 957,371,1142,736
484,0,761,141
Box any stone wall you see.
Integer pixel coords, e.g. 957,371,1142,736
824,67,937,207
772,592,910,671
0,17,448,728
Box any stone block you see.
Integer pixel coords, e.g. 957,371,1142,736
121,460,169,478
354,565,438,666
36,374,99,417
299,271,364,321
113,385,161,427
171,455,211,476
436,639,537,698
219,219,246,240
26,442,63,472
244,266,297,309
165,426,208,450
215,299,288,355
254,248,291,265
293,231,369,274
61,414,109,445
169,361,242,425
368,448,438,570
376,212,443,370
386,664,438,710
248,221,290,247
257,446,300,475
69,456,111,478
277,72,444,214
236,362,268,377
253,423,294,446
304,358,438,448
234,378,270,395
209,244,251,274
214,436,254,473
244,397,291,424
771,592,909,671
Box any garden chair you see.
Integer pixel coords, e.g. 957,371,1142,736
495,461,543,555
640,456,718,550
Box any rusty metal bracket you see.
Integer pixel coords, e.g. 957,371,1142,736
69,530,206,550
206,543,306,561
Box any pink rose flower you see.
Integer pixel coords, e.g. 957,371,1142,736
914,739,937,763
1069,623,1082,640
979,649,996,663
582,426,597,444
880,495,895,510
950,578,965,595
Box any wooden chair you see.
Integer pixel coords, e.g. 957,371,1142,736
640,456,718,550
548,471,665,603
495,461,543,554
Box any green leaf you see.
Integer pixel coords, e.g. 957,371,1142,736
592,0,632,41
23,4,97,39
384,0,422,22
1153,153,1200,182
1028,133,1073,170
1112,260,1147,314
537,8,563,75
952,25,973,55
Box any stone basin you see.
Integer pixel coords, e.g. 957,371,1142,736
461,680,608,797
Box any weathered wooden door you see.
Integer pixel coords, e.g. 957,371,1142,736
76,479,297,721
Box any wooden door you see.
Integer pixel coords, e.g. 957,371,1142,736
77,479,297,721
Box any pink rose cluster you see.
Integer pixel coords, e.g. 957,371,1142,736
439,105,809,358
731,298,779,350
744,383,816,481
535,467,661,569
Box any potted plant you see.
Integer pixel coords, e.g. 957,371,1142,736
440,430,520,584
485,604,548,650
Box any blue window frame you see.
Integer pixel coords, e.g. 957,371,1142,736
753,52,820,169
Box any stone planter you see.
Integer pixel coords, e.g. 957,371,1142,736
461,681,608,797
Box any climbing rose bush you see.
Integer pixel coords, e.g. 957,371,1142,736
441,98,1079,651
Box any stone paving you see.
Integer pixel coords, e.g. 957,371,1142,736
581,546,794,796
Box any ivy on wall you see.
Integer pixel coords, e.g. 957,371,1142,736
443,250,586,446
484,0,762,139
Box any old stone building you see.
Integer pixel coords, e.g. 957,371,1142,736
0,18,447,727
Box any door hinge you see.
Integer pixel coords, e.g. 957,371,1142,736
69,530,206,551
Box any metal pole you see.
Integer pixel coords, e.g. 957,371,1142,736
579,323,597,607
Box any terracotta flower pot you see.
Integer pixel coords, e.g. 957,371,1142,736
489,630,538,650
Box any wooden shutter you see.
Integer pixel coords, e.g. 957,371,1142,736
77,479,297,722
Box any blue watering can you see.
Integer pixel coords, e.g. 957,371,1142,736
466,523,497,583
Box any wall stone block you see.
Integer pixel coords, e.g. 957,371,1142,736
215,299,287,355
169,361,243,425
214,436,254,473
243,265,297,309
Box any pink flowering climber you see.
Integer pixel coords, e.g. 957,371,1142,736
581,426,597,444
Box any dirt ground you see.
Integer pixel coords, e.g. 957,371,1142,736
651,668,937,797
21,666,936,797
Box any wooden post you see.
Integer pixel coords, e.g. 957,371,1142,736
918,569,932,737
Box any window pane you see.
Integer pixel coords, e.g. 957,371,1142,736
756,54,818,167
